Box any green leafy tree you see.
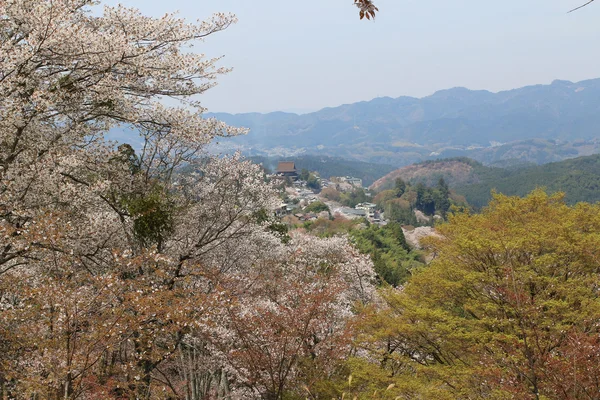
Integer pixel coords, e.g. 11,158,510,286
299,168,310,181
121,186,174,251
394,177,406,197
253,208,291,243
415,183,435,215
306,173,322,191
304,201,330,214
373,189,396,210
353,190,600,399
340,188,369,208
351,222,421,286
434,177,451,218
115,143,141,174
385,201,418,226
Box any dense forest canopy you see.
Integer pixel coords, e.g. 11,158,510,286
350,190,600,399
373,155,600,209
454,154,600,207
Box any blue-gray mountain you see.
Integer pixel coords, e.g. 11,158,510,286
210,78,600,166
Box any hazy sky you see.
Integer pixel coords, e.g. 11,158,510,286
102,0,600,114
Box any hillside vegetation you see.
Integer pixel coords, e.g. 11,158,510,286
372,154,600,208
6,1,600,399
370,157,484,191
455,154,600,207
349,191,600,399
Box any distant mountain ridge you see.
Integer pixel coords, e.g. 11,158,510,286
210,78,600,166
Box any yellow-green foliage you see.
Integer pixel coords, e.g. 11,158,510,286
350,190,600,399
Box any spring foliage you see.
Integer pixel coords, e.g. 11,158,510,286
352,190,600,399
0,1,377,398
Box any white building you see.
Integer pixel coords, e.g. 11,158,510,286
355,202,377,219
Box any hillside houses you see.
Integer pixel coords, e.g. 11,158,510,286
270,164,386,224
334,207,366,219
331,203,383,223
342,176,363,188
327,176,365,193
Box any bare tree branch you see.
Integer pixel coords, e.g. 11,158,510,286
568,0,595,13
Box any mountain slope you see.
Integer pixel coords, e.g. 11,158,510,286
455,154,600,207
370,158,501,192
211,78,600,165
372,155,600,208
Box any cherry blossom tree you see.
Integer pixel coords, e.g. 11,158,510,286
0,1,377,399
0,0,240,274
210,234,375,399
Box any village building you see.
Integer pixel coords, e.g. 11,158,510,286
344,177,363,188
330,176,364,192
274,202,296,217
332,176,363,187
336,207,366,219
275,161,298,179
355,202,376,215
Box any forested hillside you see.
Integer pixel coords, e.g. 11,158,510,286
455,154,600,207
372,155,600,208
370,157,486,191
213,79,600,148
348,191,600,399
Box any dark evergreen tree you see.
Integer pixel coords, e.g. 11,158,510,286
385,202,418,226
299,168,310,181
416,183,435,215
435,177,451,218
306,174,321,190
394,177,406,197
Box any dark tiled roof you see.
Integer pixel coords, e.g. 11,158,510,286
276,161,296,173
